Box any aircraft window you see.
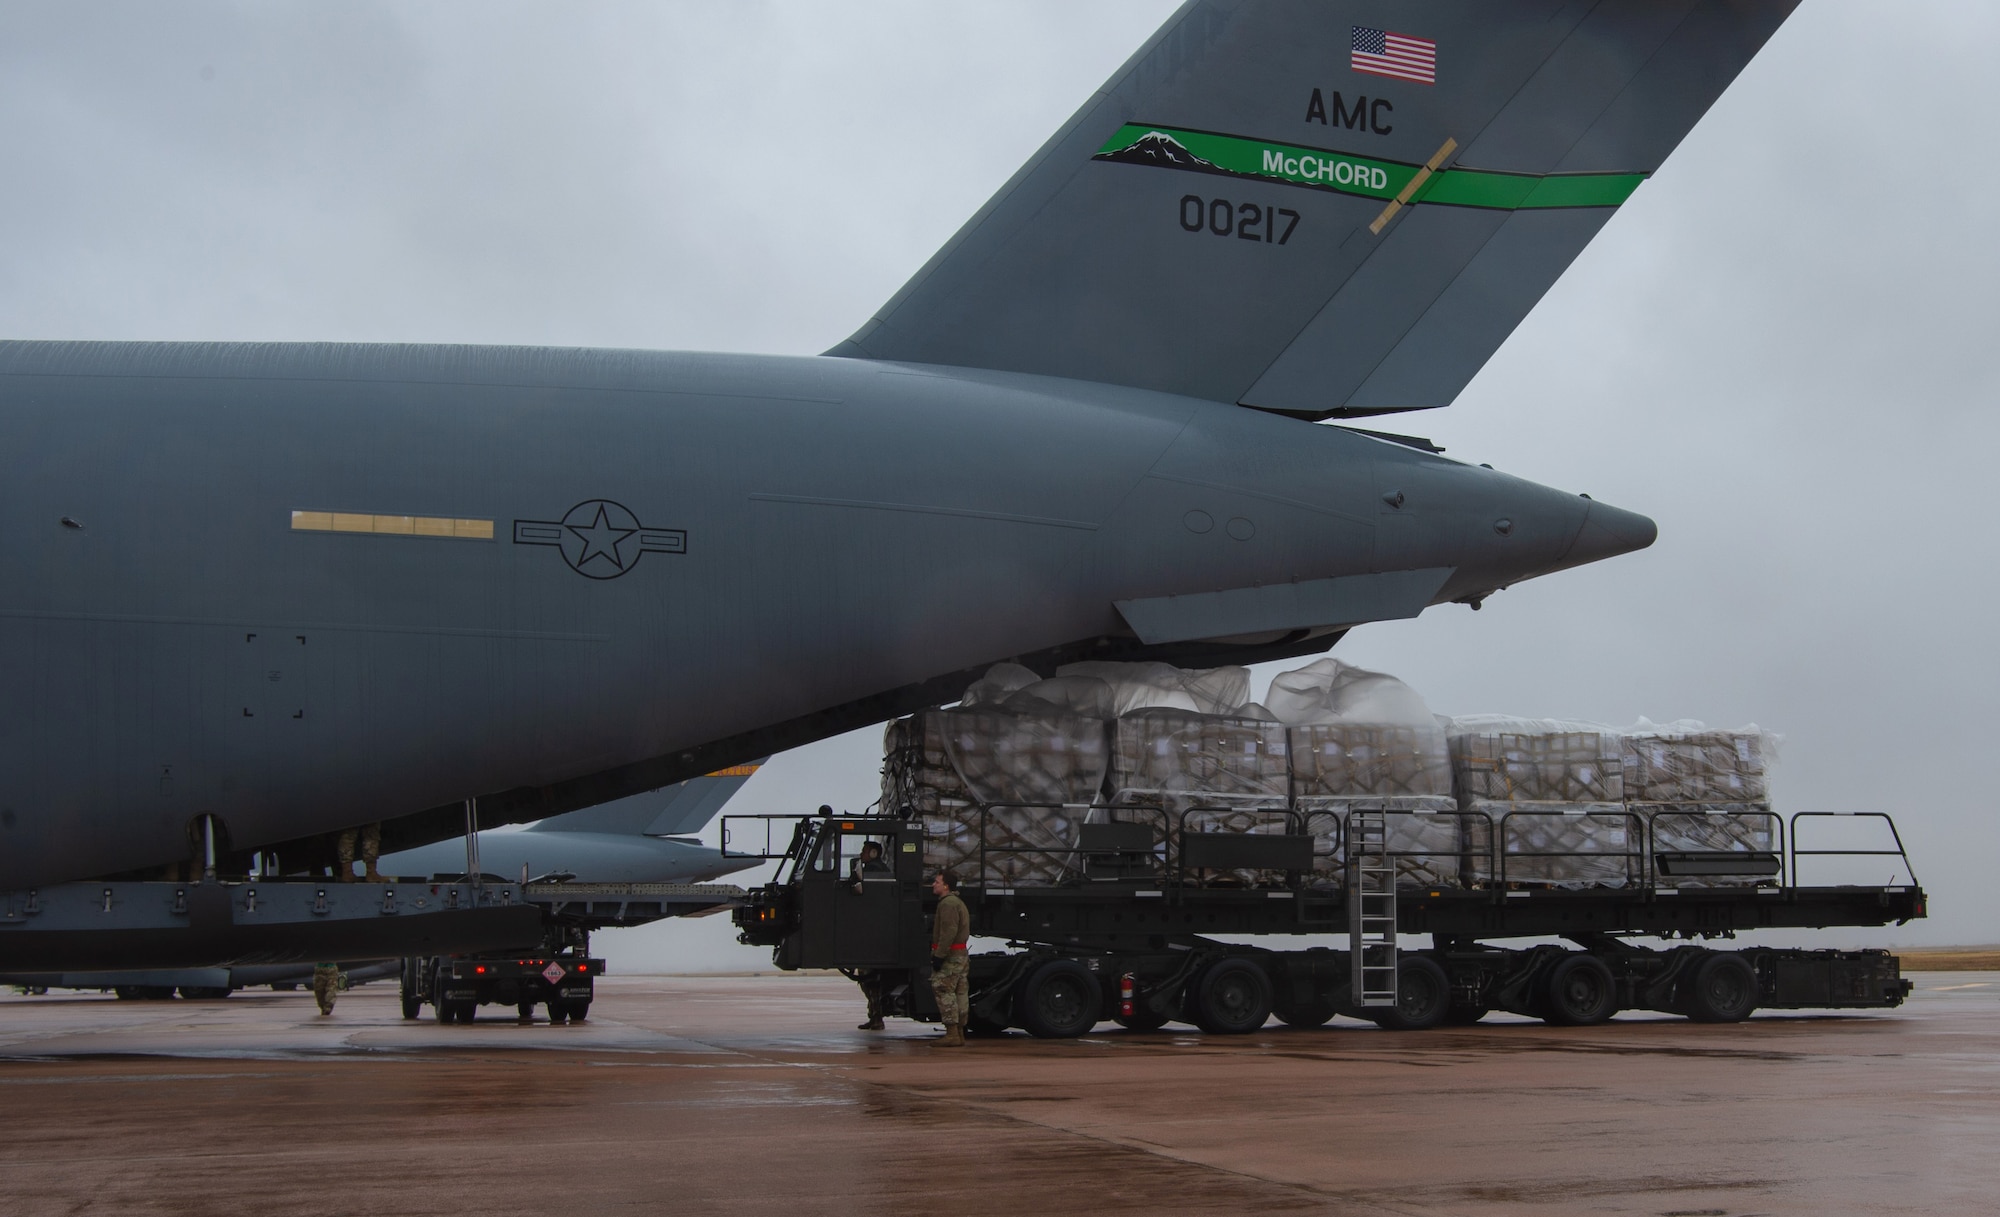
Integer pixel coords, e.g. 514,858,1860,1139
291,510,494,540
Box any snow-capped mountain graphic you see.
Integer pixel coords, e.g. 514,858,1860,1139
1092,131,1224,172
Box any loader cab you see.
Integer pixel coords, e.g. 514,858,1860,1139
790,816,929,971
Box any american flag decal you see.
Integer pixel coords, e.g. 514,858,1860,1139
1351,26,1436,86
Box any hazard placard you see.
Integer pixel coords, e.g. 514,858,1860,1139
541,961,566,985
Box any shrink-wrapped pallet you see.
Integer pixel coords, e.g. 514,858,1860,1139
1111,709,1290,800
1148,795,1294,887
1637,803,1780,888
1296,795,1464,889
1290,724,1452,800
1474,800,1638,888
1620,726,1773,804
880,713,964,817
1448,720,1630,886
882,707,1109,886
1448,720,1625,804
1620,724,1777,886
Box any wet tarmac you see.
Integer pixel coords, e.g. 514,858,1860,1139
1,972,1994,1216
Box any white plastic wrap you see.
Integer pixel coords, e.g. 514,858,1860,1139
1297,796,1463,889
1447,720,1625,804
1619,720,1776,805
1003,675,1117,720
1055,661,1252,717
1110,709,1290,800
882,708,1109,887
1265,657,1434,728
959,662,1041,708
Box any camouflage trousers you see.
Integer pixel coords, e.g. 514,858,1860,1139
312,965,340,1015
930,952,969,1025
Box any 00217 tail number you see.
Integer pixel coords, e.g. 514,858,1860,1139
1180,195,1298,244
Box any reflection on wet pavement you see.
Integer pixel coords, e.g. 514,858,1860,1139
1,972,1995,1215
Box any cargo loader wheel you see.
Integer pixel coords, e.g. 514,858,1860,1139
1369,957,1451,1031
1191,958,1274,1034
1681,952,1758,1023
1015,959,1102,1038
1541,954,1618,1026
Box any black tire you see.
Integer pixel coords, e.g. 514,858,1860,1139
1541,954,1618,1026
965,1012,1010,1036
1013,958,1102,1038
546,999,570,1024
1682,952,1759,1023
517,1001,537,1021
401,995,424,1020
1191,958,1274,1034
567,1000,590,1023
1369,956,1451,1031
113,986,142,1001
438,999,474,1024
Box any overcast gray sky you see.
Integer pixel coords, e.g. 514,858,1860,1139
4,2,1993,968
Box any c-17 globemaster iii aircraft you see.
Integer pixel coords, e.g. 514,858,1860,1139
0,0,1801,965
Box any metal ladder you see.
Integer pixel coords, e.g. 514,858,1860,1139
1348,809,1398,1008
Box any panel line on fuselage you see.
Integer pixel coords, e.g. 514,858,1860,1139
747,493,1100,532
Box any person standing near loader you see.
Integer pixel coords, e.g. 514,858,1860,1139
929,870,970,1046
311,963,341,1016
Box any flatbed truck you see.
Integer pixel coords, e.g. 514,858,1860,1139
729,807,1923,1036
397,881,742,1023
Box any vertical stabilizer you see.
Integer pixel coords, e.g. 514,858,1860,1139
831,0,1799,417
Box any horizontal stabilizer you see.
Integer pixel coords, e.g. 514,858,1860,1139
526,761,763,838
833,0,1799,416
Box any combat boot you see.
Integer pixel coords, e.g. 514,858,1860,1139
939,1021,965,1047
858,1017,885,1030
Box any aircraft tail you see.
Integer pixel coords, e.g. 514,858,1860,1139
525,761,764,838
831,0,1799,418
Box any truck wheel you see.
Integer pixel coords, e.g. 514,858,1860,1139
401,994,423,1020
567,1001,590,1023
1370,956,1451,1031
1191,958,1273,1034
1541,954,1618,1026
1682,952,1758,1023
1014,959,1101,1038
546,999,569,1024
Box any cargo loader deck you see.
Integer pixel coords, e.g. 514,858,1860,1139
729,808,1922,1037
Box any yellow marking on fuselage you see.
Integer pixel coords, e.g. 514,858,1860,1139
291,510,494,540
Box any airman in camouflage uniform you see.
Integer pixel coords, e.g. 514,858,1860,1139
312,962,340,1015
929,869,970,1046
